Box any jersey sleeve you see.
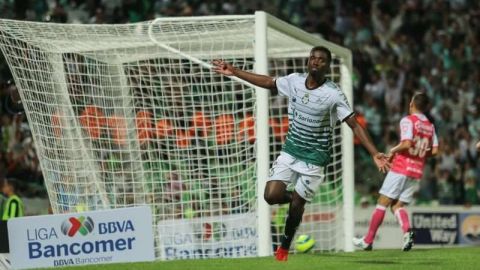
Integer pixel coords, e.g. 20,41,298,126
335,91,354,122
399,117,413,141
274,73,295,97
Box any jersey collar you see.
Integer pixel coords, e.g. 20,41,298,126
305,76,327,90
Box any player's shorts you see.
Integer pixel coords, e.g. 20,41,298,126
268,152,325,201
379,171,419,203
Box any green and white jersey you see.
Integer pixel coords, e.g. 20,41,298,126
275,73,354,166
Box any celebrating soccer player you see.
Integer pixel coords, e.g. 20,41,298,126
213,46,389,261
353,92,438,252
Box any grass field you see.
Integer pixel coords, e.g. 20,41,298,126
42,247,480,270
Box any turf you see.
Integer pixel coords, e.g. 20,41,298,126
41,247,480,270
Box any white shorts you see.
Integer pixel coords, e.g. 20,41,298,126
379,171,419,203
268,152,325,201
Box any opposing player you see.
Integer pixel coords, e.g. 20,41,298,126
353,92,438,251
213,46,390,261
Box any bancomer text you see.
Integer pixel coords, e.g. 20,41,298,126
28,237,136,259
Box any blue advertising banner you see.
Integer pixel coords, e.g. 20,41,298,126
412,213,458,245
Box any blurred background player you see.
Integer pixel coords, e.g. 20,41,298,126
1,178,24,220
213,46,390,261
353,92,438,251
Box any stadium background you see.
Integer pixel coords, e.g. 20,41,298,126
0,0,479,215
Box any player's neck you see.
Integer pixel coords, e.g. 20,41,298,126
306,74,326,90
410,108,422,115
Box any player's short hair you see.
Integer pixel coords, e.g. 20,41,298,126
310,46,332,64
412,92,429,113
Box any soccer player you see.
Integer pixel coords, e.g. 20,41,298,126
213,46,390,261
353,92,438,251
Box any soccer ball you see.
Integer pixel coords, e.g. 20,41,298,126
295,234,315,253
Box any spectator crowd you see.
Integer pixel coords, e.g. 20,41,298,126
0,0,479,207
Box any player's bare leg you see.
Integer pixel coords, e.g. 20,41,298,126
275,191,306,261
377,195,393,207
264,181,292,205
392,200,414,251
353,195,393,250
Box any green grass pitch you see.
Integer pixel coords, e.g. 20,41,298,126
42,247,480,270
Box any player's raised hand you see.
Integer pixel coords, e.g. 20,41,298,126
373,152,391,173
212,59,234,76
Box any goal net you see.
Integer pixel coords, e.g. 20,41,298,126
0,12,353,259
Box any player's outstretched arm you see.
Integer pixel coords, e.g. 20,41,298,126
345,116,390,173
212,59,277,92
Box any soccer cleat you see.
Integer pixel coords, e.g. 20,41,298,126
352,237,372,251
402,230,415,251
275,246,289,261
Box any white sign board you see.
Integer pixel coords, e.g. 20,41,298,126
157,212,257,260
354,207,404,249
8,206,154,269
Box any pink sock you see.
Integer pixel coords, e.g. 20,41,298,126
395,208,410,233
364,205,386,244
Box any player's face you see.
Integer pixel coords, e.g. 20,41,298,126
307,50,330,75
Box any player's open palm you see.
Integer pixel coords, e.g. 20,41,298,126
212,59,234,76
373,153,391,173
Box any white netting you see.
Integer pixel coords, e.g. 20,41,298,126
0,15,351,258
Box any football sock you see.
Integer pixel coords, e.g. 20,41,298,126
395,207,410,233
280,202,304,249
364,205,386,244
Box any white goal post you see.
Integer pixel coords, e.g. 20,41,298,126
0,11,353,258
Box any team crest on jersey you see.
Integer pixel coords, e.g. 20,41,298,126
302,93,310,104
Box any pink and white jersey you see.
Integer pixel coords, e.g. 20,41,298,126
390,113,438,179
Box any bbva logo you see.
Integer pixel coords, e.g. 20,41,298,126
61,216,94,237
